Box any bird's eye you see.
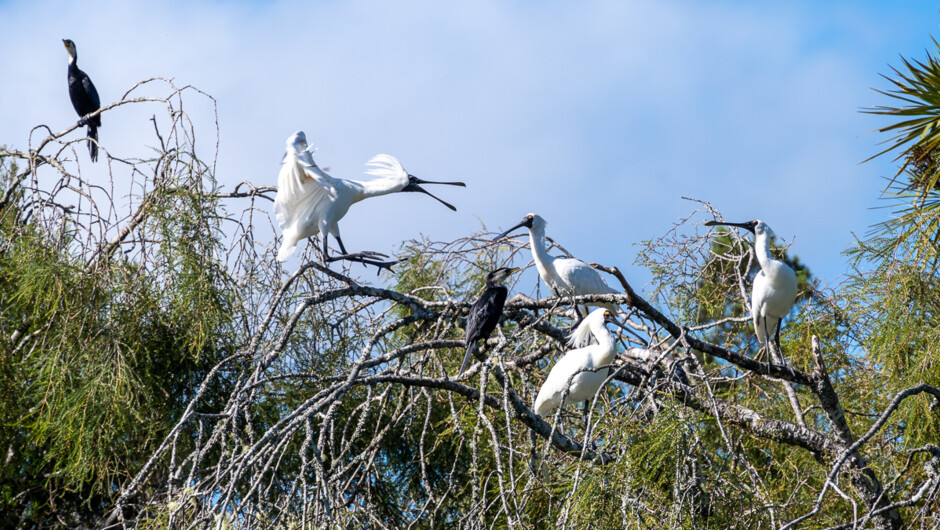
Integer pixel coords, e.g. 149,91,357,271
604,311,611,317
527,215,533,220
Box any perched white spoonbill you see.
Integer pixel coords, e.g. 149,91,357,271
705,219,798,351
534,308,620,416
495,213,619,314
274,131,465,268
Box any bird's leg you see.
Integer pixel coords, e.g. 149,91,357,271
765,317,787,367
762,315,772,370
582,401,590,429
764,317,807,427
567,295,584,333
571,300,584,321
774,320,785,363
319,233,330,262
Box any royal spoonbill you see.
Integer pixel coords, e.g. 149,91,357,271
705,219,798,353
495,213,619,316
274,131,465,269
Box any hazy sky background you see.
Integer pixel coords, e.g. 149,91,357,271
2,0,939,291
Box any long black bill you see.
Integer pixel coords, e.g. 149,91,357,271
605,311,649,345
494,221,529,241
704,220,756,233
405,176,465,211
411,176,466,187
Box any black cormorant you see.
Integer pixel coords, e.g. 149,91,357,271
458,267,519,376
62,39,101,162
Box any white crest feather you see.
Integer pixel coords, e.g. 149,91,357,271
365,154,407,182
567,308,607,348
532,213,547,230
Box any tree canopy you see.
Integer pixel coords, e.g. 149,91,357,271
1,48,940,530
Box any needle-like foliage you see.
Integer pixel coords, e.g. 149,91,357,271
2,74,940,530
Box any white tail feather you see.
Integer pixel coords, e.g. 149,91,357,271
277,235,298,262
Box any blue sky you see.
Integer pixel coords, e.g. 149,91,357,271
1,0,939,290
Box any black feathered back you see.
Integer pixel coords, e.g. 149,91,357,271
67,53,101,161
465,285,508,347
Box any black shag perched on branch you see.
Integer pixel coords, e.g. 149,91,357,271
458,267,519,376
62,39,101,162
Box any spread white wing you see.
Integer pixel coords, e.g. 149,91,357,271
296,144,339,199
273,148,334,261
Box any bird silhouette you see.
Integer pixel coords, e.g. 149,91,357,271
62,39,101,162
458,267,520,376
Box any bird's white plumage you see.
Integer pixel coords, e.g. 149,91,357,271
273,131,414,262
363,154,409,189
568,309,602,348
274,132,334,261
294,143,338,199
748,221,798,345
534,308,617,416
524,214,619,312
552,257,618,298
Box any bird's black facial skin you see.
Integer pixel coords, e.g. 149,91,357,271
401,175,465,211
494,215,535,241
604,311,616,324
704,220,757,234
603,311,630,332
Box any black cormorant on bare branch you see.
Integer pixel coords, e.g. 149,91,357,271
62,39,101,162
458,267,520,376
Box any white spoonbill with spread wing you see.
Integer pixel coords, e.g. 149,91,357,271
274,131,465,269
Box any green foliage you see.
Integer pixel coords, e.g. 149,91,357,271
6,37,940,525
864,38,940,271
845,39,940,451
0,148,237,526
866,38,940,178
843,252,940,448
